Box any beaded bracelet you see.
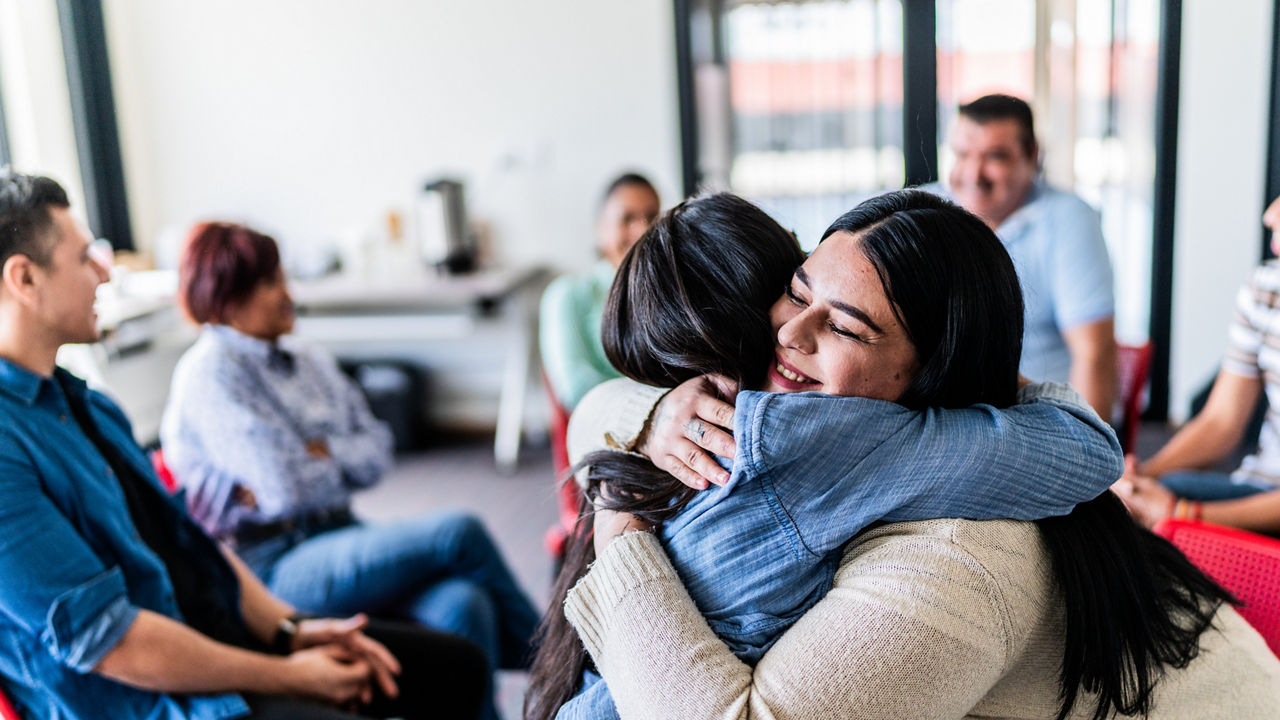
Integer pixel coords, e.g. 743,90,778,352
1169,497,1204,522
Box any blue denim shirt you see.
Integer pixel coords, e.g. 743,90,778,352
560,382,1123,720
0,359,248,720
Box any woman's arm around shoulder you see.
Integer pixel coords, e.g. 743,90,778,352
745,382,1123,554
306,345,393,488
565,520,1039,720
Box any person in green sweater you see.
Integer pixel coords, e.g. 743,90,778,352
539,173,660,411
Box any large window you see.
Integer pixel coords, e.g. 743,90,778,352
685,0,905,249
678,0,1174,413
0,0,86,208
0,0,132,249
937,0,1161,344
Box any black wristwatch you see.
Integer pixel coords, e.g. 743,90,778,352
272,614,305,655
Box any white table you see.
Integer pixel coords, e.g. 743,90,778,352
290,265,549,473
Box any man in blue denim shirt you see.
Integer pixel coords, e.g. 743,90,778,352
0,170,486,720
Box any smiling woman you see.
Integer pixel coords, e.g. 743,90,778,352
767,238,920,399
537,190,1280,720
521,191,1186,720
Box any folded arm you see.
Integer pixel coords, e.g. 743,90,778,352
743,383,1123,553
566,529,1016,720
322,359,394,489
169,368,349,524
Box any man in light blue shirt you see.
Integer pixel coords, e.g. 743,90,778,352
926,94,1117,417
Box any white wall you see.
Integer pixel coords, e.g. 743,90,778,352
97,1,681,434
102,0,681,273
84,1,1280,427
1169,1,1275,422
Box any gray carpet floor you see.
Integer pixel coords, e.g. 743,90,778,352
352,436,559,720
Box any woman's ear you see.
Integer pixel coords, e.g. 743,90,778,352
0,254,40,307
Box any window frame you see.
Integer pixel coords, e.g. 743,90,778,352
673,0,1182,420
55,0,133,250
0,55,11,168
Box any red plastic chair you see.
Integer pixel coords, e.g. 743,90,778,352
149,448,179,493
0,687,20,720
1153,518,1280,657
542,375,584,559
1116,342,1154,453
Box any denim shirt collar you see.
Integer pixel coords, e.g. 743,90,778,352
0,357,85,407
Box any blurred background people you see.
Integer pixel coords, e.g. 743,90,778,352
160,222,540,720
1114,196,1280,536
539,173,660,412
0,169,491,720
927,94,1117,418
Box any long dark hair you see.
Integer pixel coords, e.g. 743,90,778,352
526,189,1231,720
823,190,1231,720
524,193,805,720
820,190,1025,409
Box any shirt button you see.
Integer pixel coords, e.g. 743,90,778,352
59,414,67,423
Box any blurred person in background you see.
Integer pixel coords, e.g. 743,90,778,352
927,93,1117,418
0,168,489,720
1115,195,1280,536
161,222,540,720
539,173,660,411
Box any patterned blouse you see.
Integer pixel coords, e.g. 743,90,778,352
160,324,393,537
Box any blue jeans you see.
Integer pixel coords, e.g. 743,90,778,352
1159,471,1273,501
240,511,540,720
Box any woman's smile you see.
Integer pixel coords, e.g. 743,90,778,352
768,352,820,390
762,231,919,400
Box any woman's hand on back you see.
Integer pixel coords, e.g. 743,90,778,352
638,374,738,490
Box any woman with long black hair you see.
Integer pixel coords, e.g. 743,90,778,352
532,190,1280,720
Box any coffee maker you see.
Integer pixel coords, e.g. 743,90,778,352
417,178,476,274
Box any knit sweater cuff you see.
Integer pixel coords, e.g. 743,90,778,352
567,379,669,465
564,531,676,661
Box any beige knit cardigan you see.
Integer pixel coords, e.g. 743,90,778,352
564,379,1280,719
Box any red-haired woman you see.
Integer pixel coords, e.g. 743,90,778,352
161,222,538,720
